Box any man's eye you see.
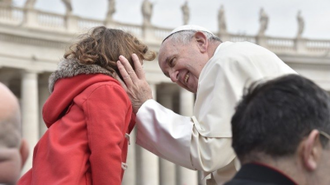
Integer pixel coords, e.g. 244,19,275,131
169,59,175,67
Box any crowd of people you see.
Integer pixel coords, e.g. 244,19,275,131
1,24,329,185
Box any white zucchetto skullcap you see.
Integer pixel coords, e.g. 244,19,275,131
162,25,215,42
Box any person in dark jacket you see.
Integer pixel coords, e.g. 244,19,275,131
226,74,330,185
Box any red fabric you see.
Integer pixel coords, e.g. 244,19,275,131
18,74,135,185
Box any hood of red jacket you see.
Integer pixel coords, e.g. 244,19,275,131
43,74,120,128
43,59,121,128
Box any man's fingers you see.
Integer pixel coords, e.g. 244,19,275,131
117,60,133,86
119,55,138,80
132,53,146,79
113,71,128,91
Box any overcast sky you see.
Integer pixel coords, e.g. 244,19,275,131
14,0,330,39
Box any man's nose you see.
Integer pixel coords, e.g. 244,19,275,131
169,71,179,83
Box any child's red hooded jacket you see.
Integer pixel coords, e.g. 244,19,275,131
19,59,135,185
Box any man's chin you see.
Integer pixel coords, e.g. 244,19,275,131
186,87,197,93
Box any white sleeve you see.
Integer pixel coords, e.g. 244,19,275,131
135,99,194,169
190,117,237,173
135,99,237,173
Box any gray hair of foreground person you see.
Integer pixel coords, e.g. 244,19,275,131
231,74,330,184
0,83,29,185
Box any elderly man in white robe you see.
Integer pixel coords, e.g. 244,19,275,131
117,25,296,184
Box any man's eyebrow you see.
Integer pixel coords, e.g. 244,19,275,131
164,56,170,65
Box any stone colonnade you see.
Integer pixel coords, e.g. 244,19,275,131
0,69,201,185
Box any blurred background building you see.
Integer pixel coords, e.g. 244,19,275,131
0,0,329,184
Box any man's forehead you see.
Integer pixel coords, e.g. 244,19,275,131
157,45,171,76
158,40,172,61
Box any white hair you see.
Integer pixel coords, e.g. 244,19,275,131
169,30,220,45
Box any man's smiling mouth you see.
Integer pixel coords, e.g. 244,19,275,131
184,73,189,83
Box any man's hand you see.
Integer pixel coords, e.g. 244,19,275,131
117,54,153,113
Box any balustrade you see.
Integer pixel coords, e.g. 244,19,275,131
0,6,23,24
227,34,256,43
0,5,329,56
37,10,65,29
77,17,103,30
115,23,143,39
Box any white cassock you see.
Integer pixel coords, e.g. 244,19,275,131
136,41,297,185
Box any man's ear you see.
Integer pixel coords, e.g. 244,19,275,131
19,139,29,169
194,32,208,53
300,129,322,171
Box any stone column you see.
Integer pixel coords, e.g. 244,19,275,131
122,127,137,185
38,73,50,138
157,84,176,185
21,70,39,174
178,88,198,185
135,82,159,185
136,146,159,185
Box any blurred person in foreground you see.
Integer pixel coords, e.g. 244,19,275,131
0,83,29,185
117,25,296,184
226,74,330,185
18,26,156,185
